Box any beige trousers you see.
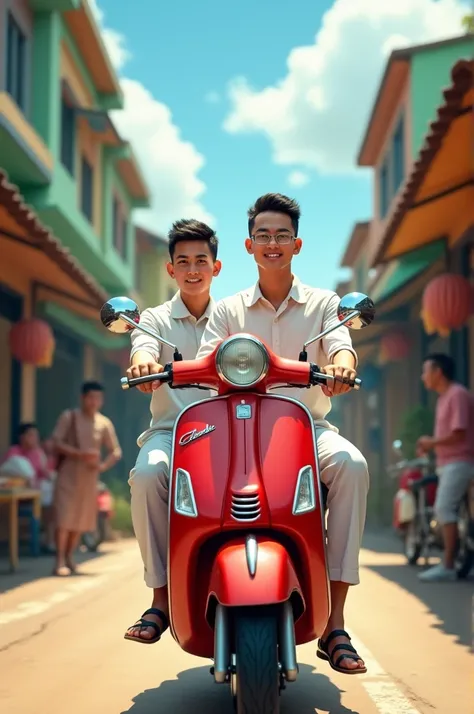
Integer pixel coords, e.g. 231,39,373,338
129,426,369,589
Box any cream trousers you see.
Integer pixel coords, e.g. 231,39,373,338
129,426,369,588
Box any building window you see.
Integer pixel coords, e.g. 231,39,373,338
392,114,405,195
81,157,94,222
61,99,75,174
113,196,128,259
379,160,389,218
6,13,26,111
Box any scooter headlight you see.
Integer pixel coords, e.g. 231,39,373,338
216,335,269,387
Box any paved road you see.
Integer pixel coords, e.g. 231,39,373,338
0,532,472,714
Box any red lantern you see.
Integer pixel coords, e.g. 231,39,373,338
380,331,411,363
421,273,474,337
9,319,55,368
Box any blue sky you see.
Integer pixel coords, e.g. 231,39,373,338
95,0,467,302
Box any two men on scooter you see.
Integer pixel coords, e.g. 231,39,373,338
125,195,368,675
418,353,474,581
196,193,368,674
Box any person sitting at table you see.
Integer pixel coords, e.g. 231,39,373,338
1,423,50,488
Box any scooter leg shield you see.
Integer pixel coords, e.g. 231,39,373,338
207,537,304,608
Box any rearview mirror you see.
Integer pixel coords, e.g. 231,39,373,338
337,292,376,330
100,297,140,334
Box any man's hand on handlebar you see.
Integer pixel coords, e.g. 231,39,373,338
128,352,164,393
320,364,358,396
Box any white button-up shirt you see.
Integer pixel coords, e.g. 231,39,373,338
130,292,215,432
196,276,357,424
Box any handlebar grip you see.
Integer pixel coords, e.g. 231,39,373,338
120,372,170,391
309,366,362,391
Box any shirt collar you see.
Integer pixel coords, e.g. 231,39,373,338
170,291,215,321
243,275,307,307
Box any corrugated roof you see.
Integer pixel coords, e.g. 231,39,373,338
0,170,108,306
372,59,473,266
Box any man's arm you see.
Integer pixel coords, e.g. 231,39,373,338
100,421,122,474
320,294,358,396
196,301,231,359
128,309,164,393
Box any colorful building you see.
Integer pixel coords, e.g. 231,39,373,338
336,35,473,524
0,1,173,480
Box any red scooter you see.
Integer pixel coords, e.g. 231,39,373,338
101,291,375,713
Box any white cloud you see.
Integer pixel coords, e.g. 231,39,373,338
204,91,221,104
288,170,310,187
224,0,469,175
86,0,213,230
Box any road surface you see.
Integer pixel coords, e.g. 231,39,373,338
0,532,472,714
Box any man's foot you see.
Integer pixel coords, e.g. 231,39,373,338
317,629,366,675
124,607,169,645
52,565,71,577
418,563,456,582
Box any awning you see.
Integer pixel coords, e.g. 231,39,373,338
371,240,446,304
39,302,128,351
373,60,474,266
0,169,108,320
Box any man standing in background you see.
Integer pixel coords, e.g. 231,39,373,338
52,381,122,576
418,353,474,581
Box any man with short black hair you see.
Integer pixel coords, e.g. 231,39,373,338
197,193,369,675
124,218,221,644
417,353,474,581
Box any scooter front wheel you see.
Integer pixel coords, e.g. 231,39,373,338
234,609,280,714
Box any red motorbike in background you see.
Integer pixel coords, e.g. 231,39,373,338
101,291,375,713
390,439,474,578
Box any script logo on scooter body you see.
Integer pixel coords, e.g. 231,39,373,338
179,424,216,446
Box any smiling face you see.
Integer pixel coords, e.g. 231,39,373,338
167,240,221,296
245,211,302,272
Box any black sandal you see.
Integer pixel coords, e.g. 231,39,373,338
317,629,367,675
124,607,169,645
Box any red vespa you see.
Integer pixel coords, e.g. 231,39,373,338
100,291,375,713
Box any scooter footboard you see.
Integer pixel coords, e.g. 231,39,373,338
207,535,304,610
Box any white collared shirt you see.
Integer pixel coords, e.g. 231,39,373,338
196,276,357,424
130,291,215,432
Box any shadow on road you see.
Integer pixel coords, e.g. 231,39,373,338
363,529,473,649
122,663,359,714
0,547,108,593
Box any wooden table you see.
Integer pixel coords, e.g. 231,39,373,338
0,488,42,572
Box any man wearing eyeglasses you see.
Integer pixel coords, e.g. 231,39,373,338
197,193,369,675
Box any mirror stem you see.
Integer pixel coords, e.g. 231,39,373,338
119,315,180,353
303,310,360,351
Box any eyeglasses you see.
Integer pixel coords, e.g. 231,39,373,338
251,233,295,245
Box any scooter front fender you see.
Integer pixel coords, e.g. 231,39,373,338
207,536,304,610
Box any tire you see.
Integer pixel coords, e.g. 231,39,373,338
234,610,280,714
404,519,422,565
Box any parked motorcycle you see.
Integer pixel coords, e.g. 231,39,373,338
100,291,375,713
390,439,474,578
81,482,114,553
